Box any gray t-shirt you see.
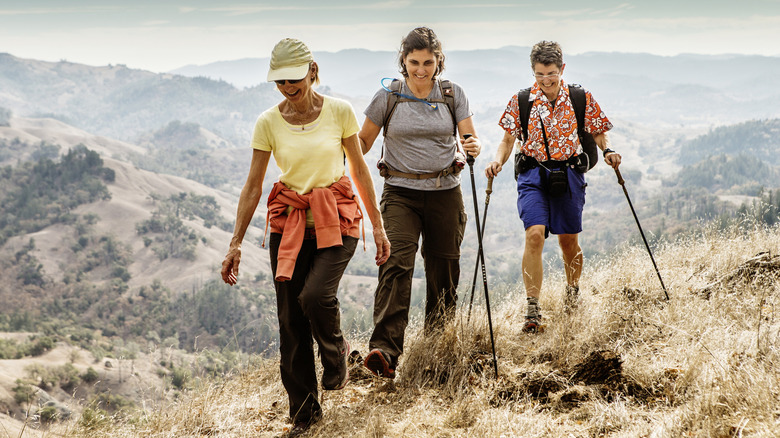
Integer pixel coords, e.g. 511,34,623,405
364,79,472,191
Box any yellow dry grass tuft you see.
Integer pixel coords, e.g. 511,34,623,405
42,223,780,437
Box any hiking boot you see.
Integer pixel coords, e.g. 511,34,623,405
281,421,311,438
281,411,322,438
322,340,350,390
364,348,396,379
522,315,544,333
564,284,580,312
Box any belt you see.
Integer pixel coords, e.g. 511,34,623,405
378,163,463,188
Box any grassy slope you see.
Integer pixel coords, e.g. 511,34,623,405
32,222,780,437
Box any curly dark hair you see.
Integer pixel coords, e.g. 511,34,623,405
530,41,563,69
398,27,445,78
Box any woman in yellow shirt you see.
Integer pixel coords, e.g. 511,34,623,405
220,38,390,436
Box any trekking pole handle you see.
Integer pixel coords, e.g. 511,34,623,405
463,134,474,165
614,168,625,186
486,176,493,195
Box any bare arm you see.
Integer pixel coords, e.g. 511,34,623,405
221,149,272,285
456,116,481,158
343,134,391,265
485,131,517,178
593,132,621,169
358,117,382,155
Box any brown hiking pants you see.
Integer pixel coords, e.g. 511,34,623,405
269,232,357,423
368,184,466,367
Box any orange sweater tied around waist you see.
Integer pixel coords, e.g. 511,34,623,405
263,175,364,281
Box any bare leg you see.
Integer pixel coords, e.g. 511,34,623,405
558,233,582,287
522,225,546,299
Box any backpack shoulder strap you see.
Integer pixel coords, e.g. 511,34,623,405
439,79,457,136
567,84,586,137
567,83,599,170
381,79,402,137
517,87,533,142
384,79,458,137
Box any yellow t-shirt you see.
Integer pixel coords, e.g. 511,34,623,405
251,95,360,195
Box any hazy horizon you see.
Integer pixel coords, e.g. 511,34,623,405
1,0,779,73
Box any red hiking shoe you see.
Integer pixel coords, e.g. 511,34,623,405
364,349,396,379
522,316,544,333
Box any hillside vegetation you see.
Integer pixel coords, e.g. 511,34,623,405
38,222,780,437
0,145,114,245
679,119,780,166
130,120,257,190
0,142,279,357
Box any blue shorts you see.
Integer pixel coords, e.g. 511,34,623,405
516,166,586,237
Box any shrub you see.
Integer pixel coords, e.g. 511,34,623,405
91,392,134,413
81,367,99,383
12,380,36,405
78,407,111,432
57,363,81,391
38,405,59,424
0,339,20,359
28,336,55,356
171,366,190,390
25,364,56,389
111,265,131,282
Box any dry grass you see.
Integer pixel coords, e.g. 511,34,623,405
37,223,780,437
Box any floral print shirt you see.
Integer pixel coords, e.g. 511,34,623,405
498,81,612,162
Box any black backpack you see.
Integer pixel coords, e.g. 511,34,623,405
382,79,457,136
516,84,598,172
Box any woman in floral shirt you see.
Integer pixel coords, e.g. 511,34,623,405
485,40,621,333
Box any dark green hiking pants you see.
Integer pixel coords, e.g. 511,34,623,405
368,184,466,367
269,232,357,423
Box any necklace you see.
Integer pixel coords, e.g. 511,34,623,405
281,103,321,130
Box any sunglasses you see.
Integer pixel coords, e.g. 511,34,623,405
534,72,560,80
275,78,304,86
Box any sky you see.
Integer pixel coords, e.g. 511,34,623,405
1,0,779,73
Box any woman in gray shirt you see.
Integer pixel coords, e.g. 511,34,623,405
358,27,481,379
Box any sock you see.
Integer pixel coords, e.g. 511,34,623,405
526,297,540,319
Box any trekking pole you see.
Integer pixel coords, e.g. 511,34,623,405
615,168,670,300
467,176,493,323
464,135,499,378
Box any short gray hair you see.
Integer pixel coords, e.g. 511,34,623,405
530,41,563,69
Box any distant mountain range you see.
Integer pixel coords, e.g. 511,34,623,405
170,47,780,125
1,48,778,153
0,53,279,145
